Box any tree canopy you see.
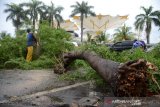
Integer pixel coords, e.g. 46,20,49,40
70,1,95,42
113,24,135,42
134,6,160,44
4,3,28,31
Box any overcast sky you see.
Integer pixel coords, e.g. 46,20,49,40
0,0,160,43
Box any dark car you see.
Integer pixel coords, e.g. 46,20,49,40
110,40,134,51
67,30,79,37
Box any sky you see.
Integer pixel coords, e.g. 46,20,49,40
0,0,160,43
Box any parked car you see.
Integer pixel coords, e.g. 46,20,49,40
67,30,79,37
110,40,134,51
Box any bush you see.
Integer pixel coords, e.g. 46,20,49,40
4,60,20,69
0,23,75,69
38,23,74,57
31,56,53,68
0,35,26,68
150,43,160,59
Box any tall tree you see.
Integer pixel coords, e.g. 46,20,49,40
113,24,135,42
4,3,28,31
21,0,43,30
38,4,49,24
70,1,95,42
134,6,160,44
47,2,64,28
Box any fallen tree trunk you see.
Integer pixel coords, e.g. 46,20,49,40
63,51,149,97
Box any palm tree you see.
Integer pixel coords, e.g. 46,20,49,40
134,6,160,44
70,1,95,42
56,15,64,29
96,32,109,43
4,3,28,31
47,2,64,28
38,4,49,24
21,0,43,30
113,24,135,42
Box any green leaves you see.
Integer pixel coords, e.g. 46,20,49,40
113,24,135,42
0,35,26,68
4,3,28,30
135,6,160,44
70,1,95,42
38,23,73,57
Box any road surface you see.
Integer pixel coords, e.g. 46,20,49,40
0,69,112,107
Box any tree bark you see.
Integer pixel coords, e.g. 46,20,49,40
145,23,151,44
80,14,84,42
63,51,149,97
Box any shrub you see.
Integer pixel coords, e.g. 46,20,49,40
150,43,160,59
4,60,20,69
0,23,75,69
38,23,74,57
0,35,26,68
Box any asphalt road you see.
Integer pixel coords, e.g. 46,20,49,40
0,69,113,107
0,69,72,101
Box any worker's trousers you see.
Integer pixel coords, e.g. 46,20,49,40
26,46,33,62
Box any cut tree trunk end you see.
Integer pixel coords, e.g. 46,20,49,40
62,51,153,97
117,59,148,97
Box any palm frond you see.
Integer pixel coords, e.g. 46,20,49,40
113,25,134,41
141,6,148,14
88,11,96,16
150,10,160,18
148,6,153,15
55,6,64,13
76,1,81,7
70,10,79,17
152,18,160,26
55,14,63,22
135,14,145,19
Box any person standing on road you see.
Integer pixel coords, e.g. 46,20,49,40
26,29,38,62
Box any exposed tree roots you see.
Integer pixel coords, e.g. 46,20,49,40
55,51,159,97
116,59,148,96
